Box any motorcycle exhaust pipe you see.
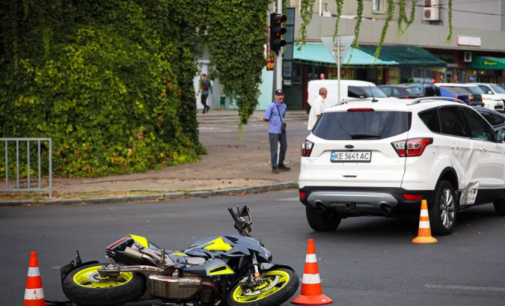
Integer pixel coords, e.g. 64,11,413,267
124,246,145,261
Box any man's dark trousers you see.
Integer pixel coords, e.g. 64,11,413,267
269,132,287,168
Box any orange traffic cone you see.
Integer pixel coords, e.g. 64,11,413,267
291,239,332,305
412,200,438,244
23,252,46,306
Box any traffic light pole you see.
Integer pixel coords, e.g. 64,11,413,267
275,0,283,91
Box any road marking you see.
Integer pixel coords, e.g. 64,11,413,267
277,197,299,202
425,284,505,292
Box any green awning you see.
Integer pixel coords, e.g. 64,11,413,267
293,43,447,68
469,57,505,70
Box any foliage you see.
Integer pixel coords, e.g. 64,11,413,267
297,0,316,49
374,0,395,62
332,0,344,41
0,0,205,178
445,0,453,43
397,0,417,37
204,0,272,129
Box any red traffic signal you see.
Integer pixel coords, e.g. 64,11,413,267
270,13,287,54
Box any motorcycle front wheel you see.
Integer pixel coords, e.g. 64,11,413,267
62,263,145,306
227,267,299,306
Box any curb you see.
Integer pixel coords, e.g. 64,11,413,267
0,181,299,207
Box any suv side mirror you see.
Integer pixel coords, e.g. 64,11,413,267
497,130,505,142
488,91,494,95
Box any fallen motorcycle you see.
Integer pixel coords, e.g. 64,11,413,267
60,206,299,306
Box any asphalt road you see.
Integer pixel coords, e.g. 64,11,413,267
2,190,505,305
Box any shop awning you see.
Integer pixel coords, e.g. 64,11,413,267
469,57,505,70
293,43,447,68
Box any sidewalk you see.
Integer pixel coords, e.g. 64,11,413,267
0,115,309,203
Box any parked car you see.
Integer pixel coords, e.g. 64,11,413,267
438,83,501,111
474,106,505,131
377,85,422,99
306,80,393,114
299,97,505,235
399,83,441,97
434,83,484,107
437,86,471,105
472,83,505,112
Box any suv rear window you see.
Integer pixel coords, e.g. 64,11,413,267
313,111,411,140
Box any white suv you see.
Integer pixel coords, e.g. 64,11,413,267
298,97,505,235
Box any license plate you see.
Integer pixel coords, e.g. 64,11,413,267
331,151,372,162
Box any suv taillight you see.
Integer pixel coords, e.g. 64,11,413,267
301,139,314,157
391,138,433,157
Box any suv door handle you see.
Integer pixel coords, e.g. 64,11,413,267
481,146,487,152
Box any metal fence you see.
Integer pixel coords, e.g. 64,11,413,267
0,138,52,198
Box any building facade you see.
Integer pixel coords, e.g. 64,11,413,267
270,0,505,110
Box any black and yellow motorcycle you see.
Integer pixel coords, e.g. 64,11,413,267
60,206,299,306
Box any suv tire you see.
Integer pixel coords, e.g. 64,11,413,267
306,206,341,232
429,180,457,236
492,198,505,216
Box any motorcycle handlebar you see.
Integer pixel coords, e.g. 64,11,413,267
228,207,246,235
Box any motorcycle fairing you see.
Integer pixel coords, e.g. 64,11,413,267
181,258,235,277
184,235,269,260
125,234,150,248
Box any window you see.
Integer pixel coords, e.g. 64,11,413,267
348,86,366,98
439,107,470,137
490,84,505,94
373,0,382,11
479,85,492,94
381,87,392,96
478,111,505,126
461,108,494,142
312,111,411,140
419,108,441,133
465,86,485,95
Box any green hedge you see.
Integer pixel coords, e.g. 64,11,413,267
0,0,205,178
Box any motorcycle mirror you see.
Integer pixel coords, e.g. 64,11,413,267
239,206,250,218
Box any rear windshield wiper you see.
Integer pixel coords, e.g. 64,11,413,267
349,133,381,139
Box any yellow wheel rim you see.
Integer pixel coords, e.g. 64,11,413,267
73,266,134,289
232,270,291,303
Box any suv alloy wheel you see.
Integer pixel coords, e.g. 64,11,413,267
429,180,457,235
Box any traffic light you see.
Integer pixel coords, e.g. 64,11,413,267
270,13,287,54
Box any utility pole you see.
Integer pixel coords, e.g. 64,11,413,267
275,0,283,90
336,37,342,104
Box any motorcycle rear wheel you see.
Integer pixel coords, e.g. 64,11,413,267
62,263,145,306
227,267,299,306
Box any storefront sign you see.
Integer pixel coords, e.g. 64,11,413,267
328,67,354,79
266,26,274,71
432,52,455,63
457,35,481,47
388,68,399,84
483,60,498,66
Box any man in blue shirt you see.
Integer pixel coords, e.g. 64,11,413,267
263,89,290,174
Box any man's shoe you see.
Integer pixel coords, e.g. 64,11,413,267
272,167,279,174
278,164,291,171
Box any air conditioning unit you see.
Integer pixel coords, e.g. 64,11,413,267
423,7,440,21
424,0,440,7
464,52,473,63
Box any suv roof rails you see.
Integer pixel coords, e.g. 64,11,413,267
408,96,466,105
333,97,379,106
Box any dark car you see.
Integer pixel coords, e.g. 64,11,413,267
474,107,505,131
398,83,441,97
377,85,422,99
435,84,484,107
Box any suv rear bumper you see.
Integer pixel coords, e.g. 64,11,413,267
299,187,434,216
